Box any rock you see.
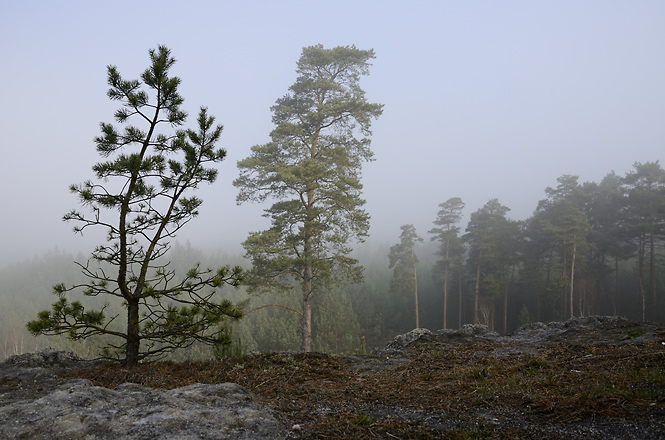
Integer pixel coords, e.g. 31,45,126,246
512,315,632,345
3,349,84,369
381,328,432,352
0,350,286,440
0,349,85,406
381,324,505,353
381,316,654,354
0,379,285,440
459,323,499,337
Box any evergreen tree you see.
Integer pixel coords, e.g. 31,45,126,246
388,224,424,329
27,47,242,366
531,175,591,319
234,45,383,352
582,172,631,315
464,199,514,326
429,197,465,329
623,161,665,321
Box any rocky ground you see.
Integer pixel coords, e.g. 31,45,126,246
1,316,664,439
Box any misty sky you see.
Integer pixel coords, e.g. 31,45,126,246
1,1,664,268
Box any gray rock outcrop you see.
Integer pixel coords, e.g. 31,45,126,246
0,350,285,440
380,315,652,354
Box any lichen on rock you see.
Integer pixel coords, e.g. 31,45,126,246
0,351,285,440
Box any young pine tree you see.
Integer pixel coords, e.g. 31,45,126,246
28,46,243,366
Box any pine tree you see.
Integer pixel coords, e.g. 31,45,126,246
623,161,665,321
388,224,424,329
464,199,513,326
234,45,383,352
429,197,465,329
28,46,242,366
532,175,591,319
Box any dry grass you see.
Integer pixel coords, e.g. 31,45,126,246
61,341,665,439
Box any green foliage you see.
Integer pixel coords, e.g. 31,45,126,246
7,160,665,362
312,285,361,354
626,326,645,339
26,297,107,340
517,305,531,327
238,291,302,352
465,199,515,274
351,413,374,426
213,326,245,359
388,225,423,296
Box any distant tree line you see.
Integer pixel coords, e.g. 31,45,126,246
380,162,665,343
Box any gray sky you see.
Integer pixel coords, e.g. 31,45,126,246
1,1,664,267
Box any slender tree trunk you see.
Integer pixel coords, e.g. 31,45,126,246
302,201,314,352
638,230,646,321
458,267,463,328
503,265,512,334
570,235,576,319
649,228,656,321
301,126,319,353
443,271,448,329
301,214,313,352
301,271,313,352
639,277,646,322
562,254,568,319
613,256,619,316
443,239,450,329
412,248,419,328
474,262,481,324
118,112,160,367
595,251,604,315
503,289,508,333
125,298,140,367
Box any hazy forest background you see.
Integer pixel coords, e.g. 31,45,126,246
2,160,664,362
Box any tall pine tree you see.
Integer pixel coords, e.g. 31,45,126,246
429,197,465,329
389,225,424,329
234,45,383,352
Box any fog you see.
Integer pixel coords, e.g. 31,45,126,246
1,1,664,268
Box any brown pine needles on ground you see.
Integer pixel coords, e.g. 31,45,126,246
61,341,665,439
